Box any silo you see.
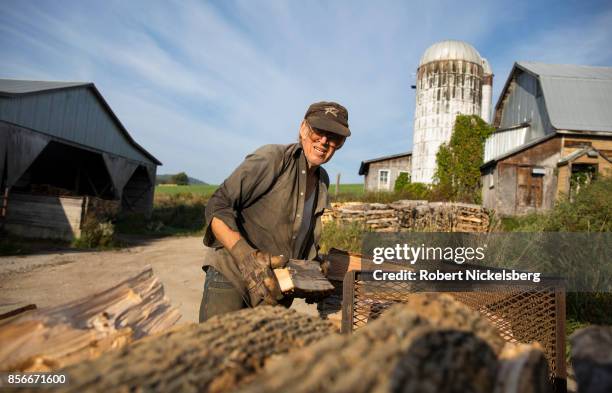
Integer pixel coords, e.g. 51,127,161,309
480,58,494,123
411,40,488,184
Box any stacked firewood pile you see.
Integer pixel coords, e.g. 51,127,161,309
4,295,559,393
324,200,491,232
0,267,180,372
395,201,491,232
2,258,609,392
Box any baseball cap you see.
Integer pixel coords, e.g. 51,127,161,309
304,101,351,137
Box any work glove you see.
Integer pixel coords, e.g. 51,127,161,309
229,238,289,306
314,254,330,277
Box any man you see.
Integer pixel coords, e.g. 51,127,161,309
200,101,350,322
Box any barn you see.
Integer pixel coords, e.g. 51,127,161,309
481,63,612,215
0,79,161,240
359,152,412,192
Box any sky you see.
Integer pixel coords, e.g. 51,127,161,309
1,0,611,184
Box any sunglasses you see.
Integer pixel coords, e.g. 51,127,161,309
305,121,345,148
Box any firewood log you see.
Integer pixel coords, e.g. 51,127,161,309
0,266,180,372
494,343,551,393
237,294,505,393
274,259,334,299
21,307,335,393
570,325,612,393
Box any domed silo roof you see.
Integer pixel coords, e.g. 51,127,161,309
419,40,482,67
481,57,493,75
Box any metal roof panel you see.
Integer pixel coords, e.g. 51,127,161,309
0,79,89,95
512,62,612,133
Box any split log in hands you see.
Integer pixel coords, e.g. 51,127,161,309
274,259,334,300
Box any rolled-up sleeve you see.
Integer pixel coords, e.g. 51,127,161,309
203,145,285,247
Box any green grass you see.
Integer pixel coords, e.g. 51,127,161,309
328,183,364,195
155,183,368,201
155,184,219,197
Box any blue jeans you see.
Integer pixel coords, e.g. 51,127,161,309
198,266,247,322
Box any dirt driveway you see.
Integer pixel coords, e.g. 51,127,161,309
0,236,315,324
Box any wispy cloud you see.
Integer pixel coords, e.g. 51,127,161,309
1,0,610,182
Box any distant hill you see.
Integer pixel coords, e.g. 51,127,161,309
156,174,208,185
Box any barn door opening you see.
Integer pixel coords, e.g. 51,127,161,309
121,165,154,217
570,164,597,201
13,141,114,199
517,166,543,209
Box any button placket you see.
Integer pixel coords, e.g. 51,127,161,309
292,158,308,246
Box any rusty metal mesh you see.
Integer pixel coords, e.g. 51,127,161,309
342,271,566,385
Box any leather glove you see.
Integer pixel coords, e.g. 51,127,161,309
229,238,289,306
314,255,330,277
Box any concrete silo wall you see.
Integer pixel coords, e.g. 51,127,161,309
412,59,484,184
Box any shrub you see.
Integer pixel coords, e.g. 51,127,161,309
394,172,410,192
400,182,430,199
74,214,115,248
505,176,611,232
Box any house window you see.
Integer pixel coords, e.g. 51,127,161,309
378,170,390,190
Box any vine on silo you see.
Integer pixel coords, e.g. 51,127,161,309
433,115,494,203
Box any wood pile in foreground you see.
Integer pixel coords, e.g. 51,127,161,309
325,200,491,232
30,307,335,393
0,266,180,372
238,294,549,393
9,294,552,393
570,325,612,393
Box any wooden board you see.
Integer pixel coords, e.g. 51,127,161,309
5,193,84,240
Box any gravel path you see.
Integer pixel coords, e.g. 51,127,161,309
0,236,315,324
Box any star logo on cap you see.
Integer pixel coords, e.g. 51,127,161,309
324,107,339,117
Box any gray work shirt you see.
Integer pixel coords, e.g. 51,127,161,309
202,143,331,297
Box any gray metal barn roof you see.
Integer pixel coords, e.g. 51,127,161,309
0,79,89,95
504,62,612,133
0,78,161,166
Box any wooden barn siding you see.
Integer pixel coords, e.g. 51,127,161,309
4,193,83,240
364,156,411,192
483,136,561,216
483,135,611,216
557,136,612,197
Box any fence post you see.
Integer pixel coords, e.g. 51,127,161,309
335,173,340,198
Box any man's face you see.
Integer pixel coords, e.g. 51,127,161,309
300,121,345,168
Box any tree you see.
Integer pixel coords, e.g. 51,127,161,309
433,115,494,203
172,172,189,186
